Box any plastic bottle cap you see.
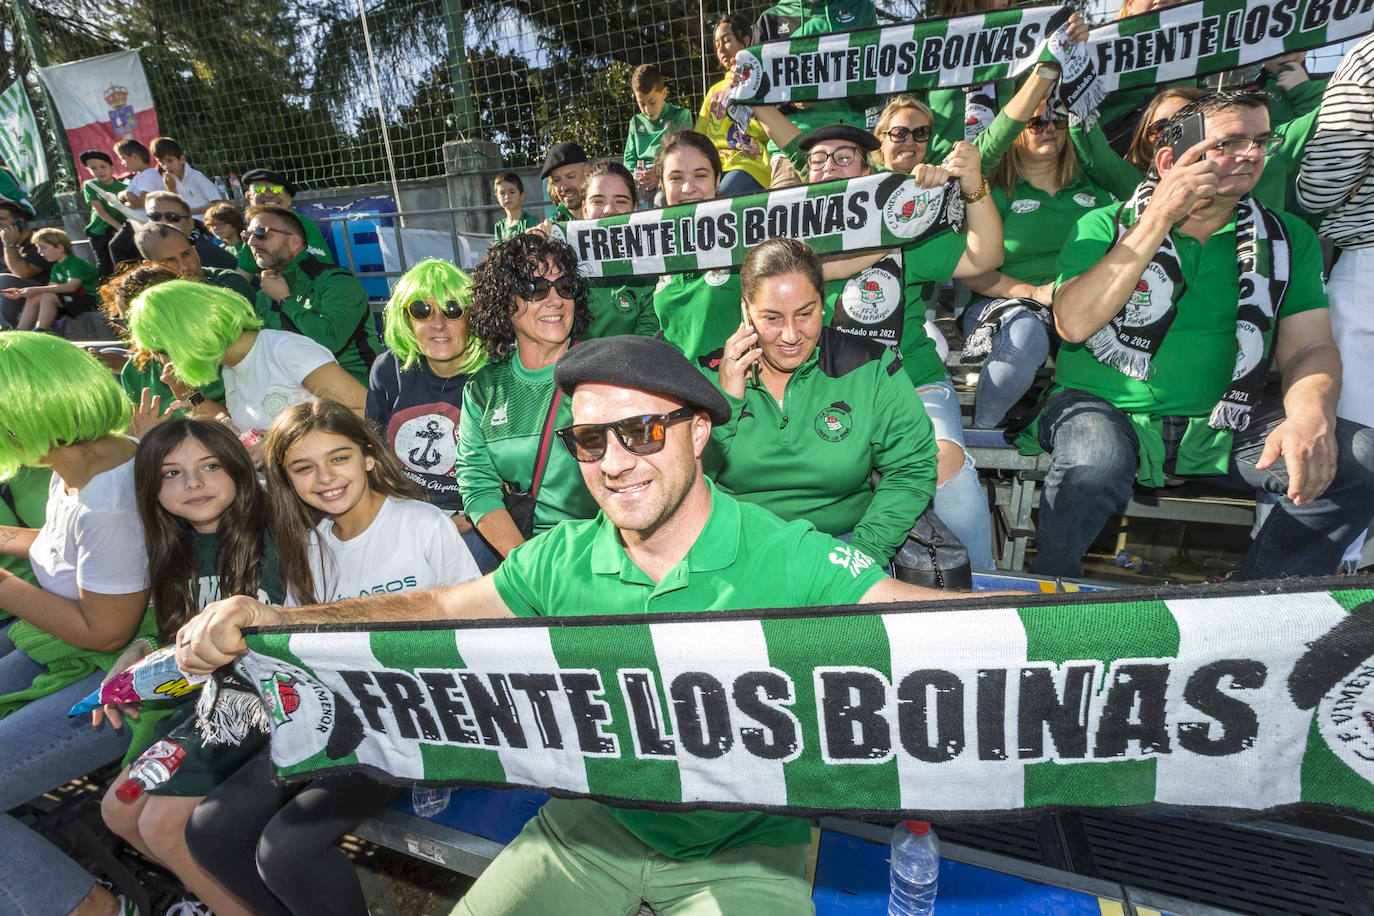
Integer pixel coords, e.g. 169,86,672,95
904,820,931,834
114,780,145,803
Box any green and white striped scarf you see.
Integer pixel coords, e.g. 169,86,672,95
234,579,1374,822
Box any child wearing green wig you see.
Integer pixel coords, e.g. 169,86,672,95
126,278,368,440
368,258,499,572
0,331,158,916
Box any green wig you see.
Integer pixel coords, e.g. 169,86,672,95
0,332,133,480
126,278,262,388
382,258,487,374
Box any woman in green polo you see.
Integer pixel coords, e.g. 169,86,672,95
959,83,1116,430
710,237,937,569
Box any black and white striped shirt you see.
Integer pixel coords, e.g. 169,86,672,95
1296,34,1374,249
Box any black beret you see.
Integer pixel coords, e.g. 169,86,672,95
241,168,298,196
796,123,882,153
554,335,732,426
540,142,589,179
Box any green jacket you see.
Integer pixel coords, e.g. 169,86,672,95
624,104,694,174
708,328,936,566
254,252,379,385
236,208,333,272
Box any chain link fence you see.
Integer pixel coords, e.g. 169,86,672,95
0,0,1356,215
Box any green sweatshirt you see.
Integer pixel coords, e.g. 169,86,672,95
456,352,599,533
254,252,379,385
586,276,660,340
709,328,937,566
624,103,694,176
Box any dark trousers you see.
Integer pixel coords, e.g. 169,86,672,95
1030,388,1374,580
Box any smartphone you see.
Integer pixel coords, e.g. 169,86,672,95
740,298,759,385
1162,111,1207,162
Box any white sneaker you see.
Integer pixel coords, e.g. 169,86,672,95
165,899,213,915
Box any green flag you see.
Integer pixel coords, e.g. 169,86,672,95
0,80,47,200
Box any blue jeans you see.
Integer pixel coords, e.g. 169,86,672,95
918,380,994,570
718,170,765,197
960,298,1054,429
1030,388,1374,579
0,635,132,916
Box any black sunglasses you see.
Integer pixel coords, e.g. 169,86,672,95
1027,115,1069,133
883,125,932,143
147,211,187,223
240,225,301,242
406,299,464,321
520,275,578,301
556,408,695,462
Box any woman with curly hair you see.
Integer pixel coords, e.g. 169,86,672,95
367,257,499,570
457,234,598,558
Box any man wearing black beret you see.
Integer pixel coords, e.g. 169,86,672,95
540,141,591,220
234,167,334,274
180,335,958,912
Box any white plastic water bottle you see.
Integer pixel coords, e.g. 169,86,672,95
411,786,451,818
888,820,940,916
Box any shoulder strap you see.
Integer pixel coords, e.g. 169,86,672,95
0,482,19,522
528,388,563,500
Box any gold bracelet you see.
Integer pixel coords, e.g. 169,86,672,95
961,177,991,204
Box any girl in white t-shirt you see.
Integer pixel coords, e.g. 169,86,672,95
0,332,152,916
125,278,367,439
183,398,479,916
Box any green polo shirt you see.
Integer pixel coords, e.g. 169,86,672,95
493,479,887,859
254,252,378,385
82,178,127,236
236,209,333,273
586,277,660,340
654,269,743,366
823,230,965,388
1029,202,1328,483
624,103,694,176
494,214,535,244
49,254,99,295
994,174,1115,286
0,468,50,618
710,328,936,566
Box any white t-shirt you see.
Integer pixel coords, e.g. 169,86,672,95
29,457,149,599
172,165,221,210
124,167,164,219
296,496,480,604
223,330,335,433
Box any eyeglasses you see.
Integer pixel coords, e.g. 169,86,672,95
556,408,695,462
405,299,464,321
1209,135,1283,157
1026,115,1069,133
520,275,577,301
147,211,187,224
882,125,932,143
241,225,300,242
249,183,286,196
805,145,863,170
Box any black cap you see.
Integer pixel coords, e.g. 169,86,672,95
796,123,881,153
554,335,732,426
241,168,298,196
540,142,589,179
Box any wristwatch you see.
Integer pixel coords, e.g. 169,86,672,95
185,391,206,406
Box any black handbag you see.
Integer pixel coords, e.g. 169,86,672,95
502,387,563,539
892,507,972,590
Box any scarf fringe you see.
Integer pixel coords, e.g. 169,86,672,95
1209,401,1253,432
195,674,270,747
961,298,1048,363
1085,326,1153,380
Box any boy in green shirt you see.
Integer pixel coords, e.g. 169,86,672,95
492,171,534,243
78,149,126,278
623,64,693,203
0,228,99,332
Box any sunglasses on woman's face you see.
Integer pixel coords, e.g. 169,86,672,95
882,125,932,143
405,299,464,321
556,408,695,462
1026,115,1070,133
520,275,577,302
1146,117,1170,141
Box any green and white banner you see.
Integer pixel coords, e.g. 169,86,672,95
729,0,1374,114
550,172,964,279
236,580,1374,820
0,79,47,197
